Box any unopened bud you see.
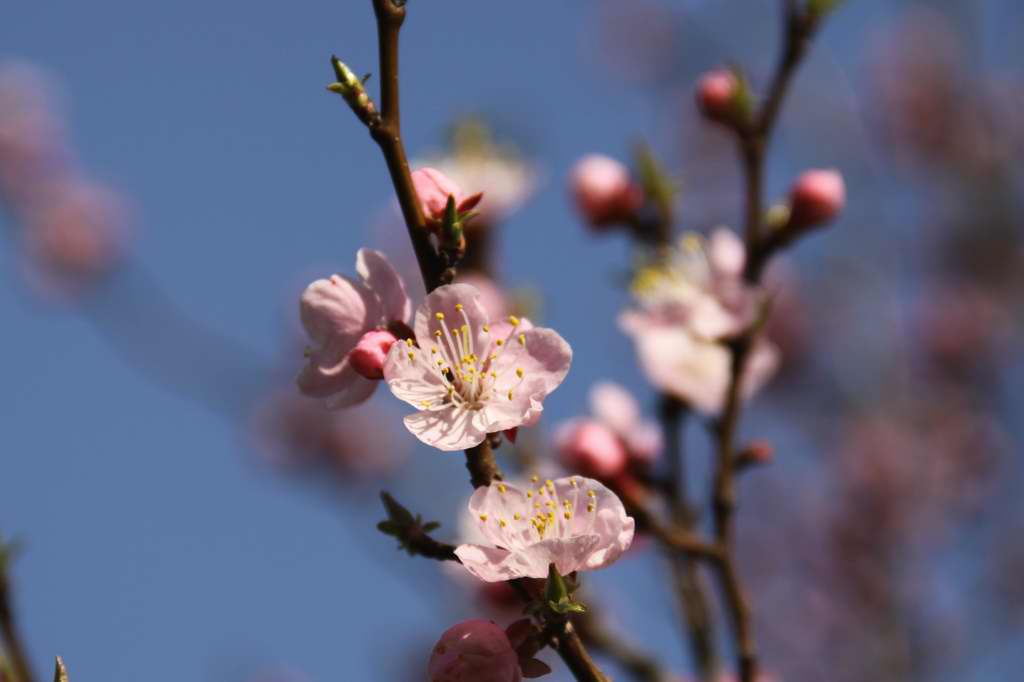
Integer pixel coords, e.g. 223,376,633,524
556,419,628,480
349,330,398,380
696,69,739,122
736,440,775,470
788,169,846,230
569,154,643,229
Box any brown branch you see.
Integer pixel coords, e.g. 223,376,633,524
465,440,503,489
0,548,36,682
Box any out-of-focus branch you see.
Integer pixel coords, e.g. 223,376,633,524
659,397,719,681
0,540,36,682
576,608,673,682
711,4,834,681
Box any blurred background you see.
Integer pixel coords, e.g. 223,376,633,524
1,0,1022,680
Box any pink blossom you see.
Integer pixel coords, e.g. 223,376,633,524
411,167,483,228
620,230,778,414
556,420,628,479
696,69,739,122
454,476,635,582
788,169,846,229
589,382,662,461
297,248,411,408
428,619,522,682
569,154,643,228
623,229,757,341
383,283,571,451
623,323,778,415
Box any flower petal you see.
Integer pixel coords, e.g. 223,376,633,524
489,327,572,397
382,337,450,410
355,248,411,324
299,275,373,353
454,543,542,583
624,322,731,414
556,477,635,570
589,382,640,436
466,480,548,553
708,227,746,278
479,377,545,433
414,283,491,357
297,357,378,407
403,405,488,451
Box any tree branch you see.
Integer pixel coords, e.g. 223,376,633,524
0,543,36,682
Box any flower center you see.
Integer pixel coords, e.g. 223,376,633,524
632,232,711,307
424,307,529,410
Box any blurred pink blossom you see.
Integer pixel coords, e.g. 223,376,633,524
20,180,128,295
428,619,522,682
556,419,628,480
620,230,778,413
569,154,643,229
383,283,571,451
454,476,634,582
297,248,411,407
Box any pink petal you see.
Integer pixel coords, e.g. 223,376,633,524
492,327,572,395
589,382,641,435
524,535,603,577
299,275,373,351
297,358,378,407
403,405,488,451
708,227,746,278
454,543,543,583
625,324,731,414
414,283,491,354
356,248,411,324
382,339,450,409
479,378,545,433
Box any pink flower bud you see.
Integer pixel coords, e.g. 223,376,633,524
696,69,738,122
788,169,846,229
556,419,629,480
349,329,398,380
569,154,643,229
428,619,522,682
411,167,483,227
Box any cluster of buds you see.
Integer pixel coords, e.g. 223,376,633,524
0,63,128,296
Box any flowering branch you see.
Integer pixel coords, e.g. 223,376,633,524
0,538,36,682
